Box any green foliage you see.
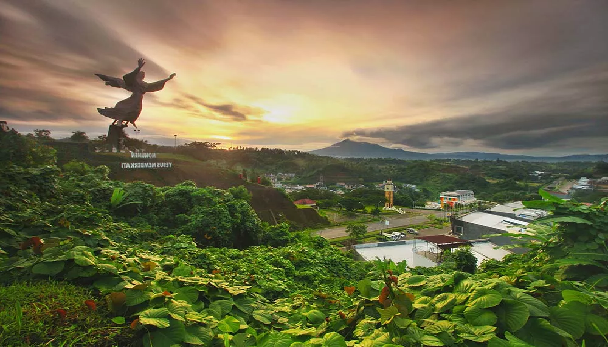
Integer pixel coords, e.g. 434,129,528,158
229,185,253,202
443,247,478,274
0,130,56,168
0,281,134,346
70,130,89,142
346,223,367,240
1,131,608,346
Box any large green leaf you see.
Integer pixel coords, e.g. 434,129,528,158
252,310,272,325
549,306,585,339
96,263,118,274
126,289,152,306
515,318,563,347
139,308,170,328
509,292,549,317
468,288,502,309
586,313,608,336
322,332,347,347
218,315,241,333
423,320,455,334
432,293,456,313
143,319,185,347
167,300,191,321
454,279,477,293
496,299,529,332
538,189,563,203
234,297,256,314
73,251,96,266
487,332,535,347
358,278,373,298
406,275,427,287
414,303,435,320
464,306,498,326
209,299,233,317
304,309,326,325
257,331,293,347
377,306,400,325
420,335,444,346
183,326,213,345
561,290,592,304
32,261,65,276
173,286,199,303
458,325,496,343
281,327,317,336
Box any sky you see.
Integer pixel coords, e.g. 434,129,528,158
0,0,607,155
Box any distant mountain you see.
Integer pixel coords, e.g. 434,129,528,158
309,139,608,162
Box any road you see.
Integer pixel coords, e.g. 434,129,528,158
316,209,446,239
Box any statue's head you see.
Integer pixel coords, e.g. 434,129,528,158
137,71,145,81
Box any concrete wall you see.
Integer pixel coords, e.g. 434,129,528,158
457,221,527,254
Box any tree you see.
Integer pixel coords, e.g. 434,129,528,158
451,247,477,273
70,131,89,142
346,223,367,241
33,129,52,140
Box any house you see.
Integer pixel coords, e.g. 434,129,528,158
0,121,9,132
293,199,317,207
440,190,475,208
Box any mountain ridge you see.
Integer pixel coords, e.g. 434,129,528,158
309,139,608,162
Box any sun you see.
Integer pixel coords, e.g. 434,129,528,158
256,94,306,124
262,106,294,123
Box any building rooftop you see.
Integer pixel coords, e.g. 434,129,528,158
415,235,471,249
354,239,510,268
461,212,529,232
488,201,547,220
441,190,474,196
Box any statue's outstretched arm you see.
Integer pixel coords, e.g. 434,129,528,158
95,74,125,89
145,73,176,93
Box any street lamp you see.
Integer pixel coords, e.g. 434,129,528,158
173,134,177,148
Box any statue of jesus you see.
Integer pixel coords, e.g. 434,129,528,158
95,58,175,128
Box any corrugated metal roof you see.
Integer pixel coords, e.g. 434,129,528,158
461,212,529,232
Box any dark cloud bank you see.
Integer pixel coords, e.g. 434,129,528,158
345,67,608,152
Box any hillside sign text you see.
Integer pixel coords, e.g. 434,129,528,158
121,152,172,169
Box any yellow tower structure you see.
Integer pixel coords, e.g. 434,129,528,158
384,180,394,208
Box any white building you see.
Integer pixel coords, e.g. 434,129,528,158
440,190,475,208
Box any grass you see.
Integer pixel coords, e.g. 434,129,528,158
0,281,135,346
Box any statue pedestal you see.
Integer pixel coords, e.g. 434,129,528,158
107,124,127,152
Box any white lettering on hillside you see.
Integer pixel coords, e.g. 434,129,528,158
130,152,157,158
120,162,173,169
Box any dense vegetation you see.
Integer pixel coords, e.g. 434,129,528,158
30,129,608,204
1,130,607,346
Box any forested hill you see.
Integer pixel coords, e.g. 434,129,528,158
43,141,328,229
46,139,607,204
311,139,608,162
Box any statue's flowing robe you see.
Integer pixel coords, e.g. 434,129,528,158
95,68,170,124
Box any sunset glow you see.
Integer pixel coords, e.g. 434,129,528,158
0,0,606,153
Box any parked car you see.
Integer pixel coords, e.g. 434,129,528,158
388,232,405,241
405,228,419,235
